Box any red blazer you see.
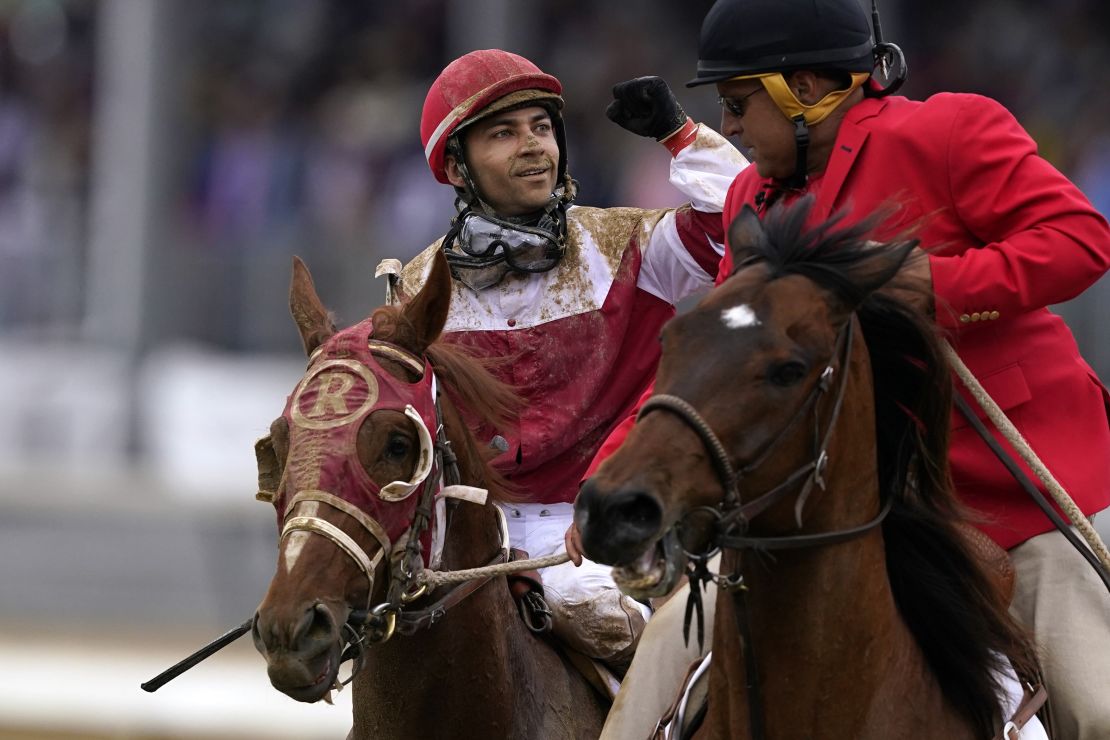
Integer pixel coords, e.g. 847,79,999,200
727,93,1110,548
593,93,1110,549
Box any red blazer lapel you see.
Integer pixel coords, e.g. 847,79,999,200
810,98,885,224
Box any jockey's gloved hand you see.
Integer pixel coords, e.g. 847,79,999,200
606,76,688,141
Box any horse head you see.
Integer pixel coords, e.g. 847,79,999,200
251,251,456,702
575,199,917,599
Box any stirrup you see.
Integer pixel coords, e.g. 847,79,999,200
519,591,553,633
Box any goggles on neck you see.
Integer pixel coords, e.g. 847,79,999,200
442,204,567,291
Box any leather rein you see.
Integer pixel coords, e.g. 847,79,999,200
280,341,509,686
636,319,892,740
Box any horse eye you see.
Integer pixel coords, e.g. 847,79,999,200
385,433,412,460
769,361,807,387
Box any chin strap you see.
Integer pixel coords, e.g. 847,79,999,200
787,115,810,191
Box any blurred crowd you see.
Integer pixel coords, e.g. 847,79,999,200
898,0,1110,216
0,0,92,331
0,0,1108,354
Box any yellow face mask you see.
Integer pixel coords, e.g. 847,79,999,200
730,72,869,126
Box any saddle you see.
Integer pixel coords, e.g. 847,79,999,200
652,654,711,740
957,522,1015,605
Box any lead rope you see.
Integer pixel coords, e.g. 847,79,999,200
940,340,1110,576
419,386,573,588
419,552,570,589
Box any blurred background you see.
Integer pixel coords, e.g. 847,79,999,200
1,0,1108,737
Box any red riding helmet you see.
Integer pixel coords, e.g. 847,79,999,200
421,49,567,186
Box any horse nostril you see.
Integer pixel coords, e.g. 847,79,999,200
607,491,663,541
307,603,335,641
577,485,664,565
254,602,339,656
289,602,337,649
574,479,602,533
251,612,265,649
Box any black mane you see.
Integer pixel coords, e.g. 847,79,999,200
740,197,1039,736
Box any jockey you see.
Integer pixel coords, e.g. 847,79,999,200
394,49,747,672
583,0,1110,737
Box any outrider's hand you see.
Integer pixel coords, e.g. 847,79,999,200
606,76,688,140
564,522,585,567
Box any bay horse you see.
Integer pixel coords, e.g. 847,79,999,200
575,198,1040,739
251,251,606,739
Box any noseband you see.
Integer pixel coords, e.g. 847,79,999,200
636,319,892,740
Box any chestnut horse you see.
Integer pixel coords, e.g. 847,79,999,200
576,199,1040,739
251,252,605,739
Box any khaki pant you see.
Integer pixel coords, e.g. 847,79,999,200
601,563,717,740
1010,526,1110,740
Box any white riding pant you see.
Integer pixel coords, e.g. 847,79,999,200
500,502,651,663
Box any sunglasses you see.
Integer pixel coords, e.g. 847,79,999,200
718,87,766,118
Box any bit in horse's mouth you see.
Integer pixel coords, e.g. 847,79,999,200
610,530,686,599
282,655,338,703
612,540,667,592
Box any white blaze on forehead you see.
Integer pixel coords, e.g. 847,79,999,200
283,532,310,574
283,501,320,574
721,304,761,329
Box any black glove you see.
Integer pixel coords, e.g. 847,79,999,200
606,76,688,140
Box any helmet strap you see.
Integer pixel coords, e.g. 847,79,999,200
788,115,810,191
445,135,495,213
728,71,865,190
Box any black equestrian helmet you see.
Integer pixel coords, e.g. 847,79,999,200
688,0,875,87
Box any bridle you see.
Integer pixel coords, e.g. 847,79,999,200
636,318,892,740
273,338,509,686
639,322,873,544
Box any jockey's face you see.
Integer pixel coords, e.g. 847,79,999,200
446,106,560,217
717,78,798,181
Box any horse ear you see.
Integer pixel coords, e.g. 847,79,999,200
727,205,765,267
289,256,336,356
401,249,452,354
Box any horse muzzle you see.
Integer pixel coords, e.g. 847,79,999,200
252,601,347,703
575,481,684,599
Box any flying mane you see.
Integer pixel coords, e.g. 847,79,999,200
737,198,1040,736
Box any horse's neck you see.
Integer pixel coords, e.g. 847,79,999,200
707,523,908,734
701,348,927,739
703,432,969,738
